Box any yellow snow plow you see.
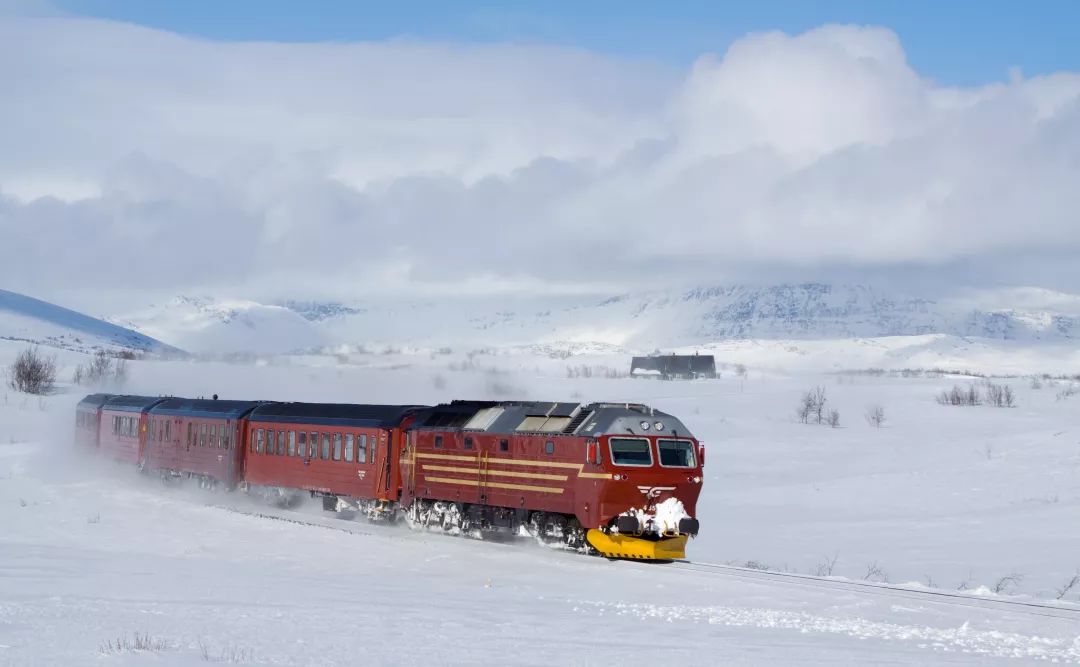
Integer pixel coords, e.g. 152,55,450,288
586,530,688,561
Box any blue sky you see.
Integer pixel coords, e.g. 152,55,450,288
54,0,1080,86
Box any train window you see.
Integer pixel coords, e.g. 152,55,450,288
256,429,264,454
201,423,209,447
297,432,307,457
608,437,653,467
434,435,443,449
250,430,256,453
188,423,194,446
545,441,555,455
344,434,354,462
221,424,229,449
333,433,342,461
657,439,696,468
166,419,171,441
464,437,473,450
287,431,296,457
309,432,317,458
499,439,509,452
277,430,286,456
357,434,367,464
321,433,331,460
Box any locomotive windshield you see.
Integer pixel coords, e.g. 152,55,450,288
609,437,653,466
658,439,696,468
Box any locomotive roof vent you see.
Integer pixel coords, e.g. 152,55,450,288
463,406,504,430
515,415,572,433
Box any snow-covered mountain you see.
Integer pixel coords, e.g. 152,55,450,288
0,288,178,355
112,296,330,355
108,284,1080,356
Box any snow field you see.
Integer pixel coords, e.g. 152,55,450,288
1,349,1079,664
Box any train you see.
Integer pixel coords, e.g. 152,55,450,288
76,393,704,560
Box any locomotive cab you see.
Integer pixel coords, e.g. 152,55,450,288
576,405,705,560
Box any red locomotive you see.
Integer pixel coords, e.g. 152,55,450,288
77,394,704,560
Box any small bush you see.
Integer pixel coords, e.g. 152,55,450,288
99,632,169,654
865,405,886,427
827,409,840,428
936,384,981,406
992,571,1024,594
7,347,57,395
73,350,129,388
797,386,827,424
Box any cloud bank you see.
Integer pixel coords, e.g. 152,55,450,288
2,16,1079,302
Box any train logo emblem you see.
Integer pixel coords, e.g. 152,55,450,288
637,485,676,498
357,470,366,480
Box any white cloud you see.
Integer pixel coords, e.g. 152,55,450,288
1,17,1079,301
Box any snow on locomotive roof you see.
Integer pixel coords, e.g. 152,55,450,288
150,398,264,420
414,401,695,438
248,402,423,428
102,395,166,412
76,393,115,409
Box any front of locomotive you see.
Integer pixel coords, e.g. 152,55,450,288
579,404,704,561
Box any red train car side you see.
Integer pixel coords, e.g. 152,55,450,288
242,403,419,515
75,393,114,449
98,395,166,465
145,398,263,488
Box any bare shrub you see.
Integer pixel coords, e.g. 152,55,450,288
1057,384,1078,401
797,386,827,424
7,347,57,395
937,384,981,406
734,363,747,378
985,382,1016,408
865,405,886,427
827,409,840,428
812,553,839,577
72,350,128,388
1055,572,1079,600
1030,376,1043,390
863,561,888,583
99,632,169,654
992,571,1024,594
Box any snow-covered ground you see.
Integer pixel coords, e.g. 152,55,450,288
2,349,1080,665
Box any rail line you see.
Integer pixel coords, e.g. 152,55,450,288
669,559,1080,621
213,500,1080,622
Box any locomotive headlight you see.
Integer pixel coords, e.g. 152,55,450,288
654,421,664,431
639,420,651,430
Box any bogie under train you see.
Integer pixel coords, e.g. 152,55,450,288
75,394,704,560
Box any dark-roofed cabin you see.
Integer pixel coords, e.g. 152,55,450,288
630,354,716,380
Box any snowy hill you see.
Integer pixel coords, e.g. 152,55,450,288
106,285,1080,369
112,296,330,355
0,288,178,355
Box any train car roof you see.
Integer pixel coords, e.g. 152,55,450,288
102,395,167,413
149,397,265,420
248,402,424,428
76,393,115,409
412,400,695,438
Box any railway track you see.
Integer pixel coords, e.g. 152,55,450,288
214,500,1080,621
669,559,1080,621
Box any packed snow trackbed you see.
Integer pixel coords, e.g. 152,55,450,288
2,441,1079,666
